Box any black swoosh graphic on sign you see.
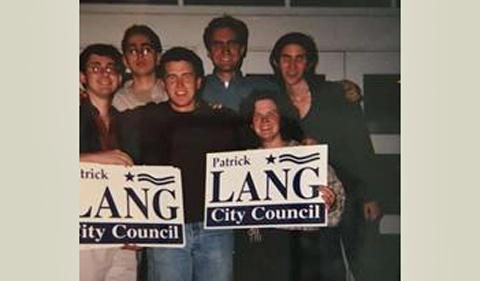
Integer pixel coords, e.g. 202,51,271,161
278,152,320,161
279,157,320,164
137,173,175,186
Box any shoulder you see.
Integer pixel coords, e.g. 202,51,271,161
311,79,343,95
202,74,217,87
113,80,133,98
310,79,346,107
119,101,164,120
245,75,279,91
198,102,241,123
79,97,96,120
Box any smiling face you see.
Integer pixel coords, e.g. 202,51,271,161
161,60,202,112
80,54,122,100
208,27,245,75
123,34,158,77
252,99,282,144
279,43,308,87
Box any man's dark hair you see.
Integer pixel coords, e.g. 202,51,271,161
239,90,304,145
203,15,249,53
80,44,124,74
158,47,204,78
121,24,162,54
269,32,319,79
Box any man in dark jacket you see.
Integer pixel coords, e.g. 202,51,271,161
269,32,383,281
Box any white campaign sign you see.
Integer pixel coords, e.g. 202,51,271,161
204,145,328,229
80,163,185,249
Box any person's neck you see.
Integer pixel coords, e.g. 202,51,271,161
131,73,157,93
286,79,309,98
262,136,286,149
169,102,196,113
214,69,237,83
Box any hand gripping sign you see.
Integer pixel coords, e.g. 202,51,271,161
80,163,185,248
204,145,328,229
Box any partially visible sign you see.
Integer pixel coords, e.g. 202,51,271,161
80,163,185,248
204,145,328,229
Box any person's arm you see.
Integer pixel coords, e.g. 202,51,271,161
323,165,346,227
80,149,133,166
337,82,382,221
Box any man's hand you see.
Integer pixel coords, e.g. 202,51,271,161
80,149,134,166
121,244,143,251
363,200,382,221
301,137,318,145
341,79,362,104
208,102,224,110
320,186,336,210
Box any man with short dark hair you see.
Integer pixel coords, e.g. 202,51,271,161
201,15,275,112
79,43,136,281
120,47,241,281
113,24,168,112
270,32,383,281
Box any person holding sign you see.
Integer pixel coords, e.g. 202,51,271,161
79,44,136,281
120,47,242,281
241,90,345,226
238,90,346,280
269,32,383,281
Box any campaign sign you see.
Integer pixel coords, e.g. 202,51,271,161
204,145,328,229
80,163,185,248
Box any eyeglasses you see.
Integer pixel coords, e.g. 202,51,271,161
127,46,155,57
86,64,119,75
253,111,280,122
211,40,241,51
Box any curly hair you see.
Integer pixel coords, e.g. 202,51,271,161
269,32,319,79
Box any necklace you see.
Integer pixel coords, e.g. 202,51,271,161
289,90,311,119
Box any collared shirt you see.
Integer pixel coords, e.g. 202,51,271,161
112,79,168,112
200,72,277,112
80,97,120,153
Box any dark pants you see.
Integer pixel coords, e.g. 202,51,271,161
340,192,382,281
292,228,346,281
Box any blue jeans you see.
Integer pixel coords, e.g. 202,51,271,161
146,222,233,281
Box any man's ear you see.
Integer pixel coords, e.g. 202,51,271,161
122,56,130,69
159,78,166,91
156,53,162,65
196,77,203,91
118,73,123,86
240,45,247,58
80,72,87,86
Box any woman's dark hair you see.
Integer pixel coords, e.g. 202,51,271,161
239,90,304,146
269,32,319,80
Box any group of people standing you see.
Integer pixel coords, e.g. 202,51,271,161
80,14,383,281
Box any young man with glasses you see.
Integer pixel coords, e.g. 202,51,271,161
113,24,168,112
79,44,136,281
